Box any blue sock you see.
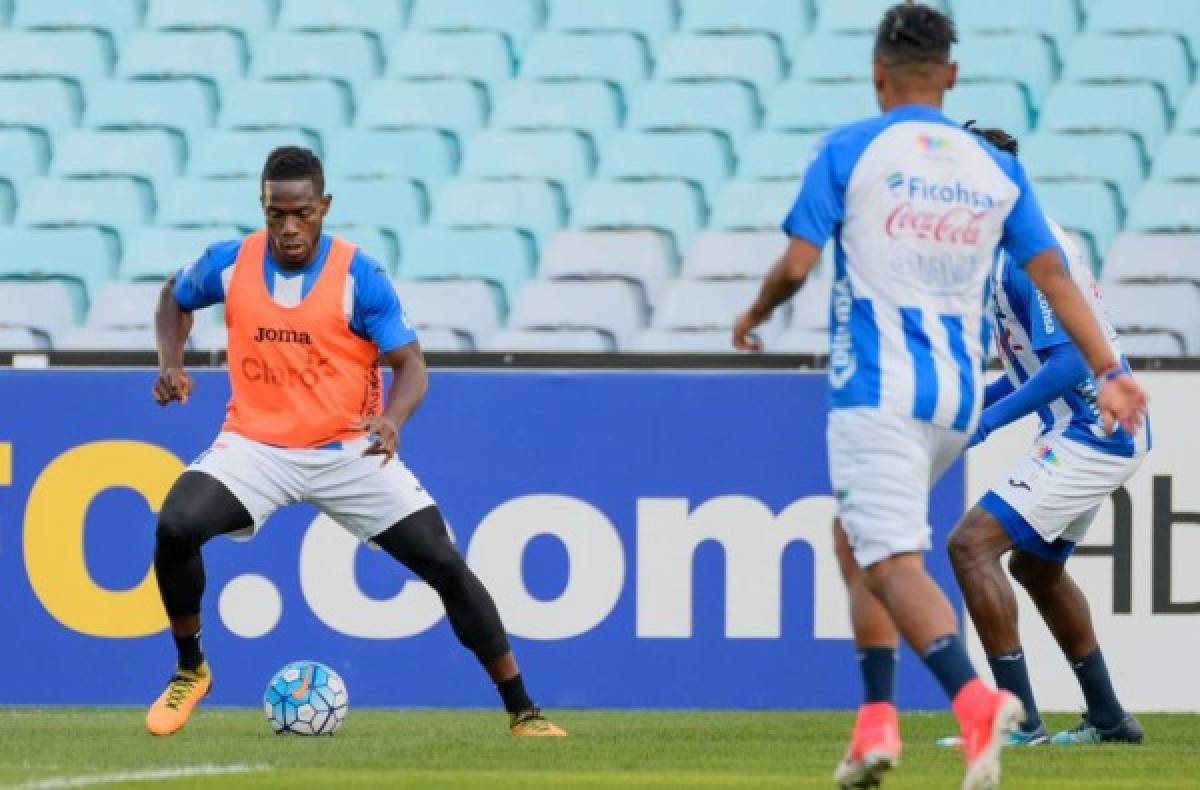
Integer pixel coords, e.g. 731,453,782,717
921,634,977,699
857,646,897,704
1070,648,1125,729
988,650,1041,732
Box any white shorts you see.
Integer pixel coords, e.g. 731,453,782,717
981,432,1144,564
828,408,968,567
190,432,436,543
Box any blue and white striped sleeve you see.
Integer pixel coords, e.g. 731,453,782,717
173,240,240,311
348,252,418,353
782,135,844,247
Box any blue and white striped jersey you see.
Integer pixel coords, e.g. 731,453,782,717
991,220,1151,457
784,104,1059,432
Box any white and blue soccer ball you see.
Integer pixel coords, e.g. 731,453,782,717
263,660,348,735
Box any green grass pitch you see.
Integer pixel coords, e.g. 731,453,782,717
1,709,1198,788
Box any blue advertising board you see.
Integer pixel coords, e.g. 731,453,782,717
0,369,963,709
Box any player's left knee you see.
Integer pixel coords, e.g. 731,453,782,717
947,509,1003,572
1008,551,1062,589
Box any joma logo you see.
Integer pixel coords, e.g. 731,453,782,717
255,327,313,344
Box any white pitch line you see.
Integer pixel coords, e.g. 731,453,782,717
5,763,267,789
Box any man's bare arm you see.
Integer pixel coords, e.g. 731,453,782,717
358,342,428,461
733,237,822,351
153,276,195,405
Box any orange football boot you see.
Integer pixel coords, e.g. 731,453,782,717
953,679,1023,790
509,708,567,737
834,702,902,788
145,661,212,736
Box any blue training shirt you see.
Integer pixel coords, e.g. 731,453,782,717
175,233,417,354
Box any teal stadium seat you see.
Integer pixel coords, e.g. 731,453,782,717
18,177,152,229
188,129,324,179
1064,34,1191,110
679,0,813,42
409,0,543,50
145,0,275,39
766,81,877,131
85,80,216,134
790,33,875,83
52,129,184,190
943,82,1032,135
571,180,707,250
396,279,504,343
461,129,594,195
86,282,171,329
387,32,514,92
506,280,646,347
0,227,119,311
490,81,623,143
710,180,801,230
324,225,399,271
951,0,1080,45
220,80,352,142
0,31,113,85
738,131,825,180
119,226,244,281
627,82,760,147
1086,0,1200,59
328,129,458,182
817,0,947,34
12,0,143,44
0,78,81,134
252,32,382,90
357,80,487,139
957,33,1058,109
157,178,262,230
519,32,651,96
1151,134,1200,182
0,281,80,337
600,131,732,198
1127,183,1200,233
539,230,675,303
326,177,428,234
1035,181,1122,255
656,33,786,98
1166,86,1200,134
0,128,50,182
277,0,407,41
400,227,535,305
1039,83,1169,152
117,31,246,85
432,179,565,246
1023,133,1145,211
546,0,677,46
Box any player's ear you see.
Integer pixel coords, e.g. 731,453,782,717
945,61,959,91
872,59,886,107
319,193,332,217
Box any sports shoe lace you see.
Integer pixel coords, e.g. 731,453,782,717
164,674,198,710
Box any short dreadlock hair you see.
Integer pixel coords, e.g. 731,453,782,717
261,146,325,193
963,121,1019,156
874,2,957,68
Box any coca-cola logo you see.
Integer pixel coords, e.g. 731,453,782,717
885,203,985,246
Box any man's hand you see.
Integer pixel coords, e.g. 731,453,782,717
354,415,401,466
153,367,193,406
1097,371,1148,436
732,307,770,352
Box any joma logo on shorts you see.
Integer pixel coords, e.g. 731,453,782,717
255,327,313,344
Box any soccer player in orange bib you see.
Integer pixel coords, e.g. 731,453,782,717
145,147,565,738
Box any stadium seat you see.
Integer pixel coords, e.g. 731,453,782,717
220,80,352,141
120,226,243,281
0,31,113,84
51,129,183,190
252,32,382,89
626,328,744,352
328,129,458,183
943,82,1032,135
538,230,675,303
1064,34,1190,110
189,129,323,179
157,177,262,230
789,33,875,83
85,282,165,329
277,0,407,41
652,279,785,343
56,326,159,350
571,181,707,250
0,179,18,224
1150,134,1200,182
84,79,216,134
957,33,1058,108
546,0,677,46
145,0,275,39
817,0,947,34
325,224,398,271
710,180,801,231
1172,87,1200,134
738,131,825,180
1102,282,1200,355
0,227,118,312
1115,332,1185,357
461,130,595,195
627,82,760,147
506,280,645,347
788,269,834,329
357,80,488,138
326,177,428,234
599,131,732,197
0,78,80,134
772,327,828,354
0,128,50,182
481,327,616,352
191,323,227,352
387,32,513,91
655,33,786,97
432,179,565,245
117,31,246,85
1035,181,1122,256
400,227,536,305
0,326,51,351
12,0,143,43
1039,83,1169,152
1086,0,1200,57
1022,133,1145,211
490,81,623,142
412,327,473,352
680,0,812,41
394,279,502,341
17,177,152,229
1102,233,1200,285
681,231,788,280
1127,183,1200,233
950,0,1080,44
766,81,878,131
519,32,650,96
0,281,78,337
408,0,543,49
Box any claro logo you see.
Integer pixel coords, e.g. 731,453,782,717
241,348,336,388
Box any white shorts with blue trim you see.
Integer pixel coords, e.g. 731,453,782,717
980,431,1144,564
828,407,969,567
190,431,436,543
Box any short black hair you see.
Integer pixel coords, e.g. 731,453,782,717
874,2,957,67
963,120,1019,156
261,146,325,193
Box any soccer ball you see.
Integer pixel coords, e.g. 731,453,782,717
263,660,348,735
